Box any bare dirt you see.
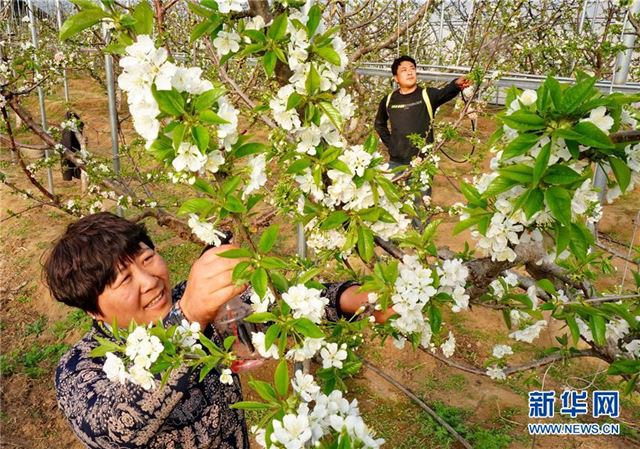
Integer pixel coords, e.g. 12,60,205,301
1,76,639,449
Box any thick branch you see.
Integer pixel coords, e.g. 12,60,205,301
348,0,433,63
364,361,474,449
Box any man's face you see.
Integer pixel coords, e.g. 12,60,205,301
394,61,417,89
95,243,172,326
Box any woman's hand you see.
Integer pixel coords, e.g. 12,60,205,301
338,285,395,323
179,245,248,327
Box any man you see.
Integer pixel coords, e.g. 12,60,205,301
375,55,470,169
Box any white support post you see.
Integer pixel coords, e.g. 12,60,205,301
55,0,70,103
102,12,123,216
27,0,55,194
613,0,640,85
455,0,475,66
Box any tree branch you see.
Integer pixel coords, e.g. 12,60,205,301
348,0,433,63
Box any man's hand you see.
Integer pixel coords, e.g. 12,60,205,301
179,245,248,327
455,76,472,90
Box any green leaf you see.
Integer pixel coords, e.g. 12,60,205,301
572,121,615,149
429,305,442,333
294,318,325,338
561,76,596,114
251,267,268,299
498,164,533,183
565,315,580,345
315,46,341,66
357,227,374,262
153,87,185,116
460,182,486,207
59,9,108,40
608,359,640,375
247,380,278,405
536,278,557,296
244,312,277,324
542,165,582,185
264,324,281,349
192,125,210,152
501,133,540,160
533,143,551,184
287,92,303,110
609,157,631,192
194,88,225,112
193,177,216,196
545,186,572,227
274,360,289,397
263,51,276,76
589,314,606,346
244,29,266,43
260,256,288,269
259,224,279,253
235,142,267,158
481,176,518,198
320,210,349,230
218,248,252,259
306,4,321,37
523,188,544,219
501,111,546,131
190,18,220,42
305,64,321,95
286,158,311,174
177,198,214,216
230,401,272,411
199,110,228,125
569,223,588,261
544,76,562,110
132,0,154,34
223,195,246,213
453,213,491,235
267,13,288,40
319,101,343,130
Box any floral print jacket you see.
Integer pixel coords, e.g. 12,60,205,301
55,281,351,449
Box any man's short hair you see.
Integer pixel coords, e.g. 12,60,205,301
44,212,155,314
391,55,417,75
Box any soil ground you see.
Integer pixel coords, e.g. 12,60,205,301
1,75,639,449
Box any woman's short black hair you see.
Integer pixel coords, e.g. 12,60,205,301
391,55,417,75
44,212,155,314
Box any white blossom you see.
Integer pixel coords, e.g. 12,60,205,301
440,332,456,358
518,89,537,106
219,368,234,385
251,331,280,359
292,370,321,402
243,153,267,198
582,106,614,133
486,365,507,380
492,344,513,359
509,320,547,343
320,342,348,369
282,284,328,323
187,214,226,246
172,142,207,172
213,30,241,56
103,352,128,384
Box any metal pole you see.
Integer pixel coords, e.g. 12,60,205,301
396,0,400,56
102,19,123,216
438,0,446,64
27,0,55,194
297,223,307,259
55,0,70,102
455,0,475,66
613,0,640,84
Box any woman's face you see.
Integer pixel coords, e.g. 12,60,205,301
94,243,172,327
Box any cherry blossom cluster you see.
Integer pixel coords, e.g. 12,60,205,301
253,371,384,449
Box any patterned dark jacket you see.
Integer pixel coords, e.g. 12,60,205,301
55,281,351,449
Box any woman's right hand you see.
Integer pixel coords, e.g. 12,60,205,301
179,245,248,327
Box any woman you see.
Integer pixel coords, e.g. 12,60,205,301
45,212,387,449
